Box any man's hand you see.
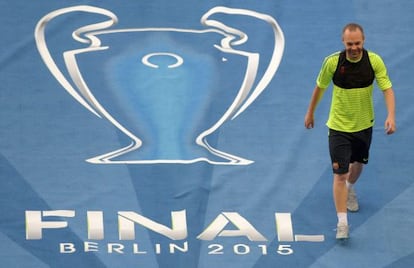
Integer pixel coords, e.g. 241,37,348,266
385,117,396,135
304,113,314,129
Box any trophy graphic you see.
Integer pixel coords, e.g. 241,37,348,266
35,5,284,165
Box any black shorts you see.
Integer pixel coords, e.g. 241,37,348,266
328,127,373,174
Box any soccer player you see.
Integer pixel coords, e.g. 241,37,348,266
304,23,396,240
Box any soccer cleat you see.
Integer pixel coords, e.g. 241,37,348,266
336,223,349,240
347,187,359,212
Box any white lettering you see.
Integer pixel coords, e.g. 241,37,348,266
84,241,99,252
26,210,75,240
57,241,190,254
87,211,104,240
118,210,187,240
197,212,267,241
275,213,294,242
169,241,188,253
133,244,147,254
60,243,76,253
234,244,250,255
155,243,161,254
26,210,325,243
258,244,268,255
108,243,124,254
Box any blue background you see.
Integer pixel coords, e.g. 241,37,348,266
1,0,413,267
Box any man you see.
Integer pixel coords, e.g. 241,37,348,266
304,23,396,240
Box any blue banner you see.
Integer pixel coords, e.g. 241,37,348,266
1,1,413,267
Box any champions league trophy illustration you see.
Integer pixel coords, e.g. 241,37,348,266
35,5,284,165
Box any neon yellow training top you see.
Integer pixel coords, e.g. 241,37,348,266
316,50,392,132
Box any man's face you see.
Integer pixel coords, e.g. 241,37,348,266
342,29,364,61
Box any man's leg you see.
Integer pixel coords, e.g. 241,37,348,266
348,162,363,184
333,172,349,239
333,173,348,213
347,162,363,212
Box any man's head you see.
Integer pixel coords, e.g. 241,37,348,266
342,23,365,61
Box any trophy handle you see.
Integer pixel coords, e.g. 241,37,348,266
201,6,285,119
34,5,118,117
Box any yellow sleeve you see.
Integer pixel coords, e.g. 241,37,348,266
369,51,392,90
316,52,339,89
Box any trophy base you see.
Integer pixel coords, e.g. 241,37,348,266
85,142,253,165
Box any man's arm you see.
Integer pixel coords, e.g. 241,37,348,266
383,88,396,134
304,86,325,129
